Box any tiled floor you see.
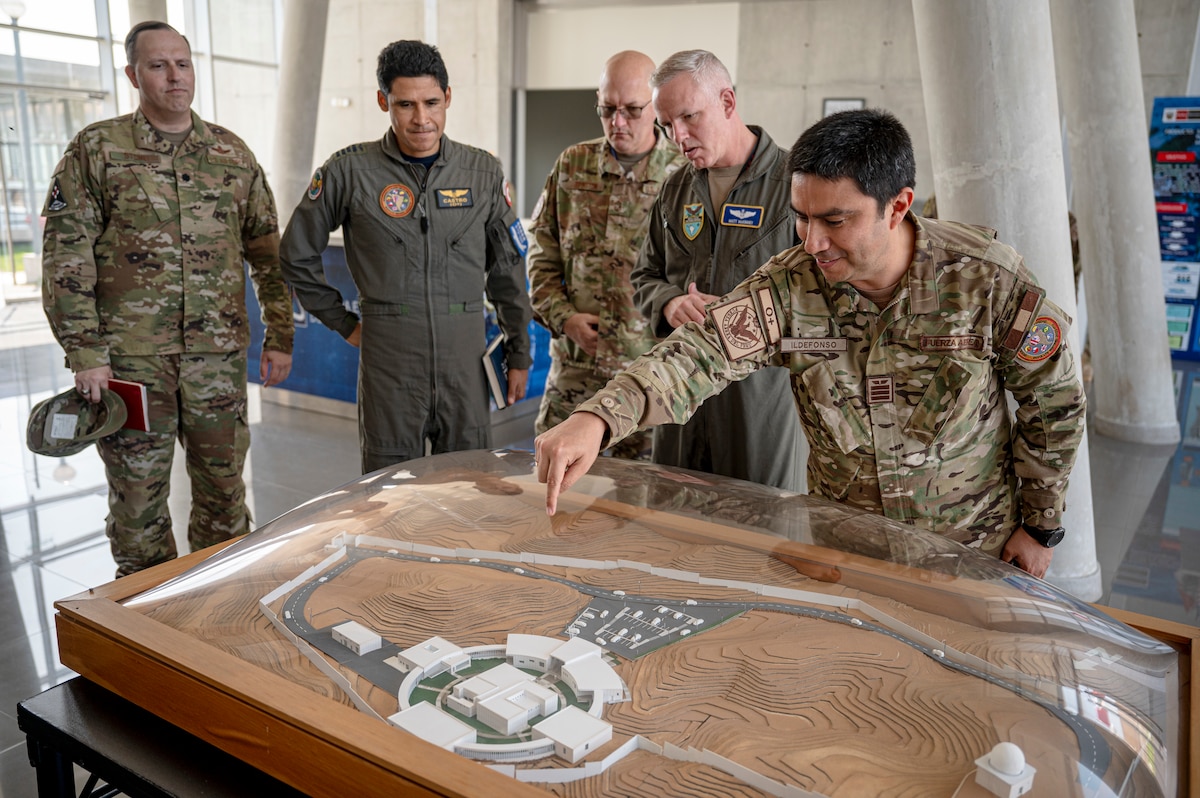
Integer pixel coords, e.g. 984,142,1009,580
0,291,1196,795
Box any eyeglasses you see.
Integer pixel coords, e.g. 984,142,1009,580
596,104,648,120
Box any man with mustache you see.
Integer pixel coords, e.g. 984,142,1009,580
282,40,533,474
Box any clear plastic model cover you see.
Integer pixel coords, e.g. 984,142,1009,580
124,450,1181,797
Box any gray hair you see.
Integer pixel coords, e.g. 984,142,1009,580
650,49,732,96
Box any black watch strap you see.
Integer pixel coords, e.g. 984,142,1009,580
1025,526,1065,548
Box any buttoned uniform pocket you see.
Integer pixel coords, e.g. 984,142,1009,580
902,355,988,448
794,360,869,501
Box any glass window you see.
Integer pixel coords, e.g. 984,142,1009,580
7,0,97,37
0,31,103,91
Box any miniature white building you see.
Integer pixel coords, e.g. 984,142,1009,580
395,636,469,678
532,705,612,763
446,662,558,735
331,620,381,655
507,633,559,670
388,702,476,750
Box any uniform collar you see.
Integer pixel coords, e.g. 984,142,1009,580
906,212,940,314
132,109,210,153
601,129,680,181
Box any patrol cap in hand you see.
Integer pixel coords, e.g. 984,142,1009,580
26,387,128,456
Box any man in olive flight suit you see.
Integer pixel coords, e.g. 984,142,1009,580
41,21,294,576
536,110,1086,580
281,40,533,474
528,50,686,460
630,49,804,491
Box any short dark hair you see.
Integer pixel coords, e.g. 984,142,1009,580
376,40,449,94
786,109,916,215
124,21,189,66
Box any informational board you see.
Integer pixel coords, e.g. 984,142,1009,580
1149,97,1200,359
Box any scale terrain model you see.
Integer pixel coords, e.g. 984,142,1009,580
81,451,1183,797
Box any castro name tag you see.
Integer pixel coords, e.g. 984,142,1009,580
781,337,848,353
436,188,474,208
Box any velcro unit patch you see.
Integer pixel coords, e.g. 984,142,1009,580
1002,289,1041,352
1017,316,1062,362
721,204,764,228
866,376,894,405
756,287,781,344
781,337,848,353
711,295,766,361
920,334,983,352
436,188,473,208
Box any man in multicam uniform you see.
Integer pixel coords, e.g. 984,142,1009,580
536,109,1086,579
630,49,804,490
528,51,686,460
41,21,294,576
281,40,532,474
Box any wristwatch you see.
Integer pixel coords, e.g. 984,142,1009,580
1024,526,1066,548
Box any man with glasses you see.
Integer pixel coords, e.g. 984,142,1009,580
629,49,804,489
527,51,686,459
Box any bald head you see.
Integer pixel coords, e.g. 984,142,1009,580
597,50,658,157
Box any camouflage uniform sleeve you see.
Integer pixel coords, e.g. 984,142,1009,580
40,134,109,372
242,157,294,354
578,273,781,445
995,276,1086,532
483,170,533,370
526,162,572,336
631,196,685,338
279,160,359,339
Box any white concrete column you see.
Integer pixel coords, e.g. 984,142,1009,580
1051,0,1181,446
912,0,1100,599
127,0,167,25
270,0,329,226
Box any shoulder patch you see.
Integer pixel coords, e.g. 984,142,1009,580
509,219,529,257
531,192,546,223
307,168,323,201
683,202,704,240
710,294,766,361
503,181,513,208
45,178,68,213
1017,316,1062,363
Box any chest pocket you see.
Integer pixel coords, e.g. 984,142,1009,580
560,179,605,252
902,356,980,445
799,359,871,455
115,165,175,224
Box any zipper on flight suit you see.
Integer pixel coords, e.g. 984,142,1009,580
418,162,439,419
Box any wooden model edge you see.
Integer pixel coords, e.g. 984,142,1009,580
1092,605,1198,798
53,593,543,798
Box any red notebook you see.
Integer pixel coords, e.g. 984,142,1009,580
108,378,150,432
